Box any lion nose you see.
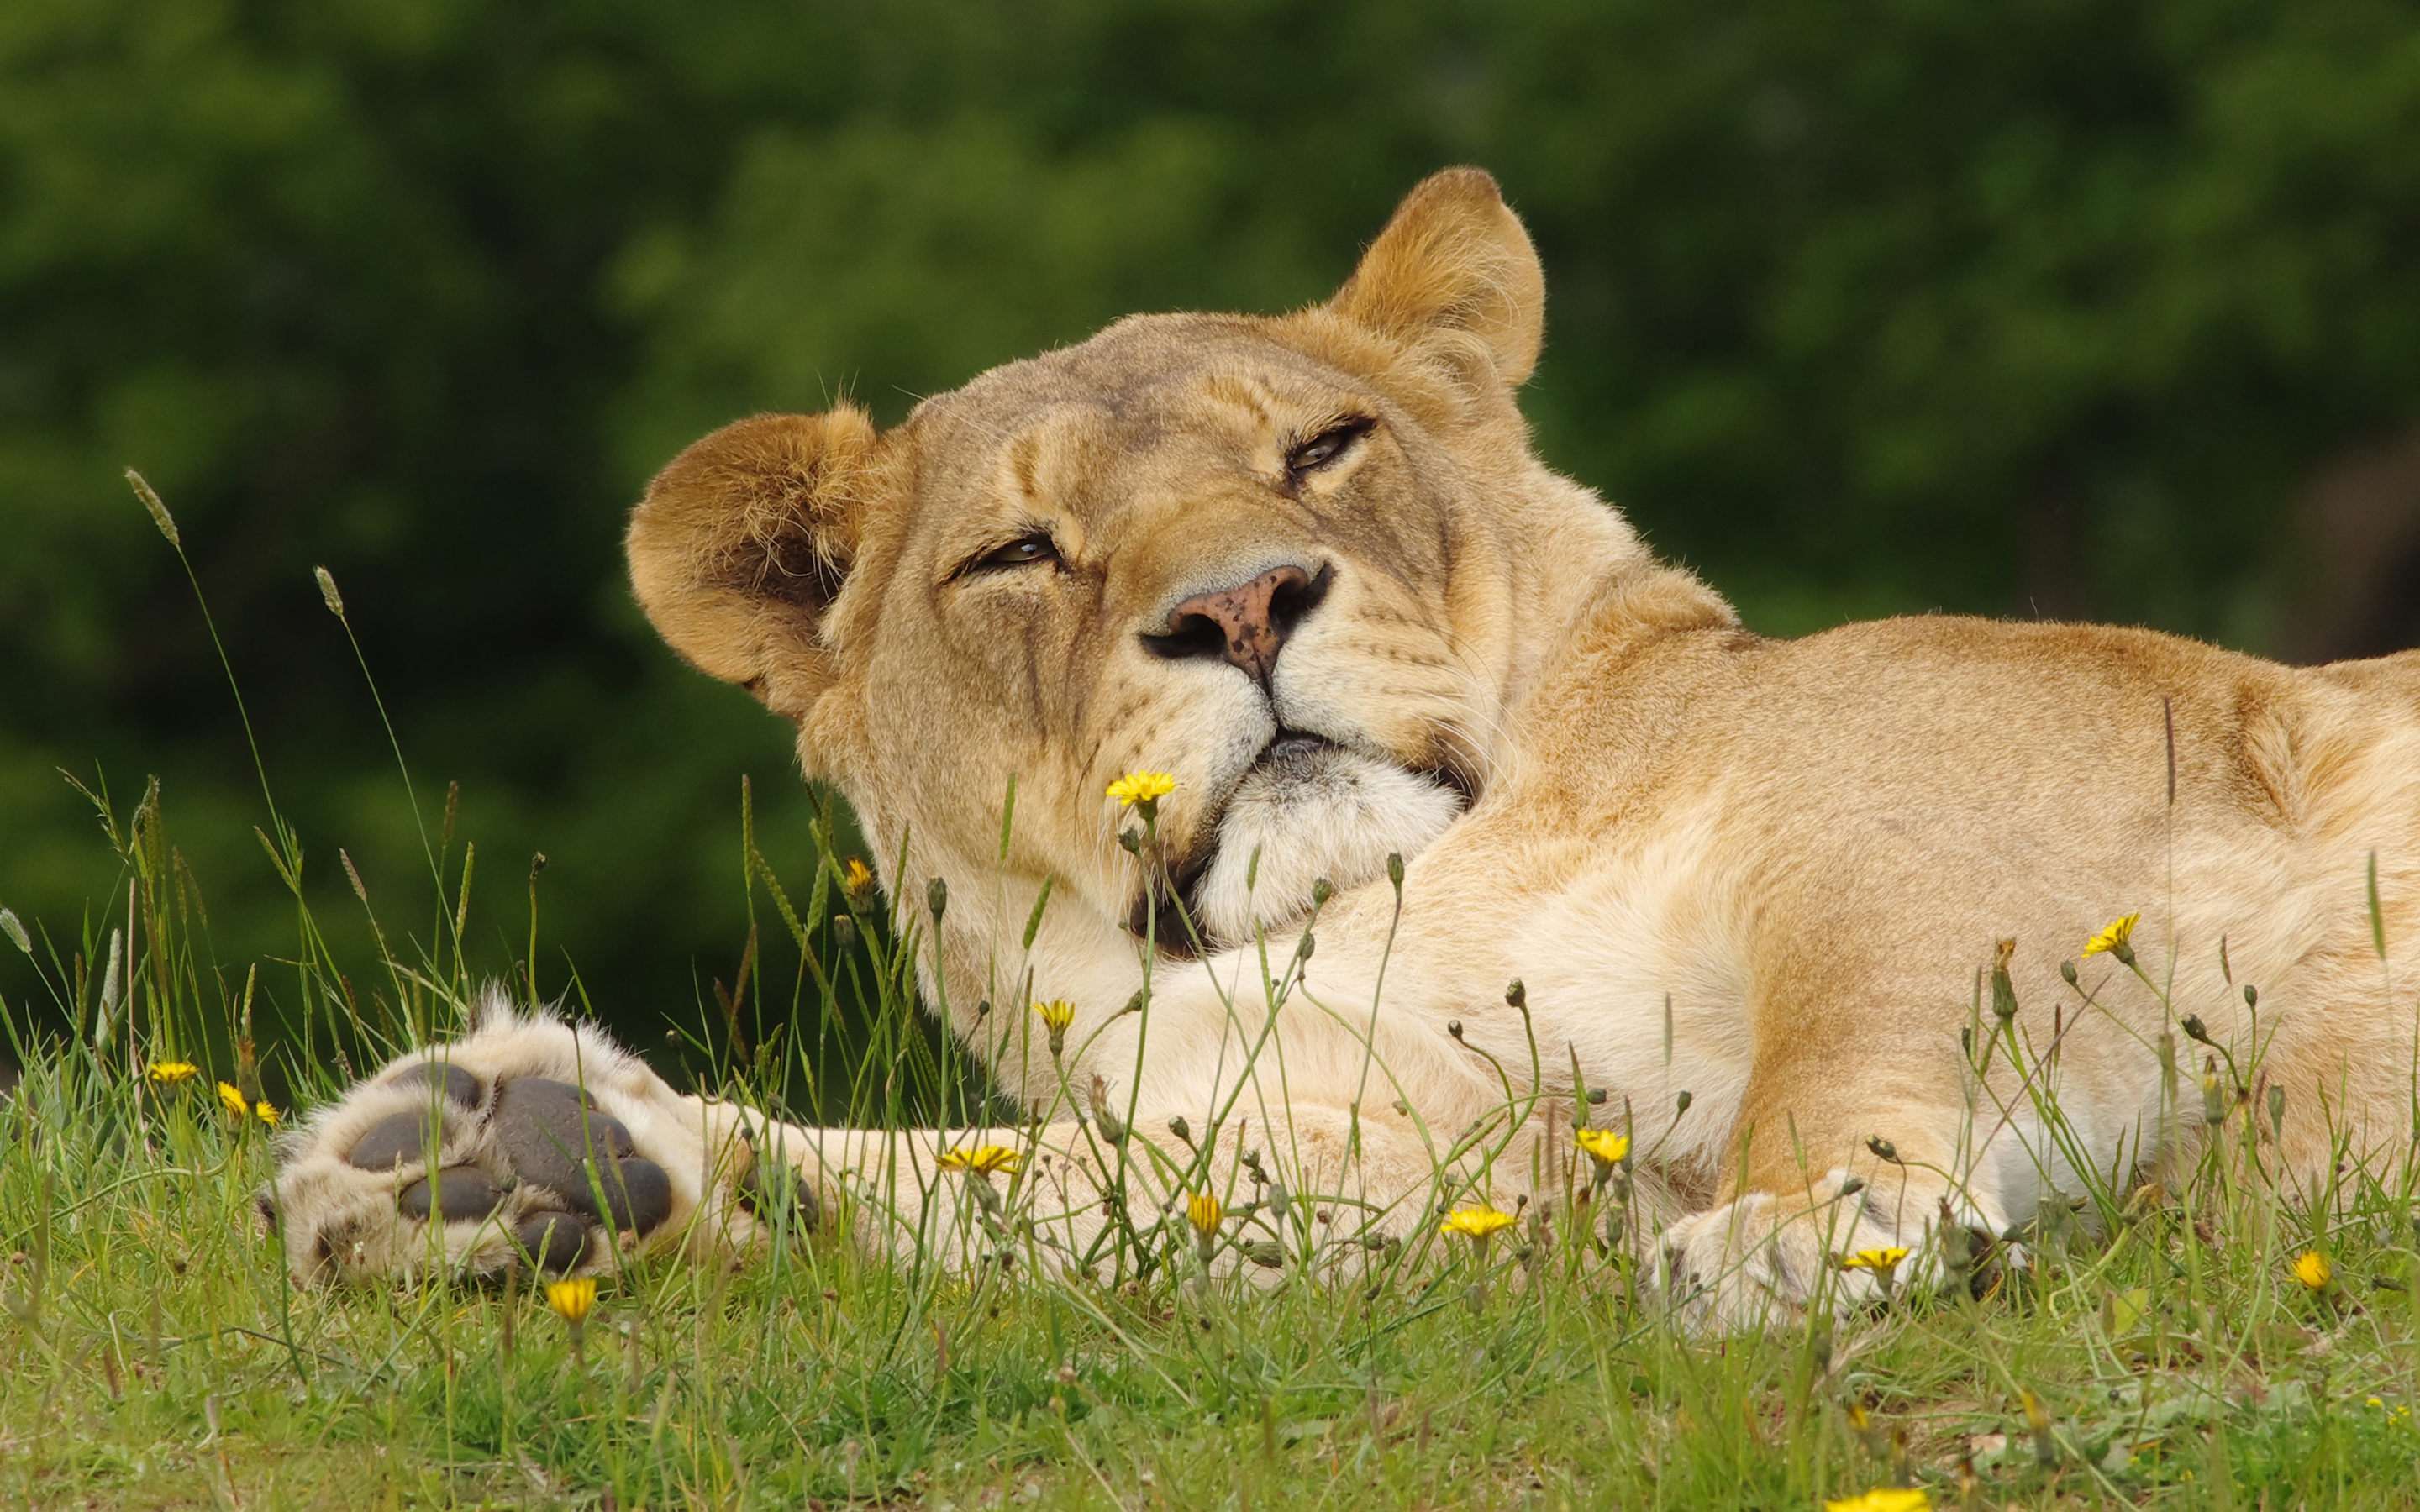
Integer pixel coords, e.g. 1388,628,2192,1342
1145,564,1332,681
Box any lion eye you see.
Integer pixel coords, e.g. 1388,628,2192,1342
976,533,1059,570
1286,418,1371,475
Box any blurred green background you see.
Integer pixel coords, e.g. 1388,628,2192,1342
7,0,2420,1049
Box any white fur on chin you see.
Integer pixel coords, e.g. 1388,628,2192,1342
1191,743,1460,947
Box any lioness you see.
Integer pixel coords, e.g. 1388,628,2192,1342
274,169,2420,1326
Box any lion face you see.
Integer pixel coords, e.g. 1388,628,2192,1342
629,171,1644,957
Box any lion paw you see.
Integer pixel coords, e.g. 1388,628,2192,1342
260,990,812,1284
1657,1177,1990,1331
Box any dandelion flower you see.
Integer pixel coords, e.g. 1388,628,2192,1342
1105,772,1176,809
546,1276,597,1362
545,1276,597,1325
1839,1245,1912,1303
1574,1127,1629,1170
2292,1251,2331,1290
147,1061,199,1085
1823,1490,1930,1512
1034,999,1075,1057
1439,1206,1518,1242
2081,912,2140,963
255,1100,281,1128
935,1144,1021,1177
842,857,874,896
217,1081,249,1116
1186,1192,1223,1259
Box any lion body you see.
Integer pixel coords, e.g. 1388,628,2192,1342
558,169,2420,1318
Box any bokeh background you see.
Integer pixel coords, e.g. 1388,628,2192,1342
8,0,2420,1049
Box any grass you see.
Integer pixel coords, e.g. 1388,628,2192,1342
3,480,2420,1509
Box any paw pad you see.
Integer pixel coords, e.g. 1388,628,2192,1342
397,1167,504,1223
346,1108,452,1170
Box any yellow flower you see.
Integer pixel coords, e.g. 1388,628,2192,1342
147,1061,198,1085
544,1276,597,1326
255,1100,281,1128
1034,998,1075,1056
217,1081,249,1116
2081,912,2139,959
1574,1127,1630,1169
935,1144,1022,1177
2292,1251,2331,1290
1824,1490,1930,1512
1186,1192,1223,1242
1439,1206,1518,1242
1105,771,1177,809
842,857,874,896
1839,1247,1911,1275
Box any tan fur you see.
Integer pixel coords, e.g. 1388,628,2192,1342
601,168,2420,1324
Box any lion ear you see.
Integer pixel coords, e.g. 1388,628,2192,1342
625,407,885,715
1328,167,1545,388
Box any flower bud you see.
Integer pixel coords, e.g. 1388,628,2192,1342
1086,1074,1128,1146
2181,1014,2210,1044
1866,1136,1899,1164
927,876,948,925
2060,959,2078,986
1674,1089,1693,1117
1386,852,1404,890
1311,877,1333,908
832,914,858,953
1505,979,1526,1011
1447,1020,1464,1041
1242,1241,1286,1268
1167,1114,1192,1144
2244,983,2259,1010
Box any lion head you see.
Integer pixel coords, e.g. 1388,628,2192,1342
626,169,1666,1004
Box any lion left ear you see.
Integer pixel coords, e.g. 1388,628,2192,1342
626,407,887,720
1328,167,1545,387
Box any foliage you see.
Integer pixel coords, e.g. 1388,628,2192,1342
8,0,2420,1038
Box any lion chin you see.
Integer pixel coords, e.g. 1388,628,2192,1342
1188,735,1463,947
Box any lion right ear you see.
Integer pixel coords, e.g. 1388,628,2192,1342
625,407,883,715
1328,167,1545,390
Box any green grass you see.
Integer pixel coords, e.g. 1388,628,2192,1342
3,483,2418,1509
7,774,2420,1511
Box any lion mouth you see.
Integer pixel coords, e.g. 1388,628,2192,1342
1125,730,1474,958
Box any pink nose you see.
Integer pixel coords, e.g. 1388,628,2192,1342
1151,564,1327,681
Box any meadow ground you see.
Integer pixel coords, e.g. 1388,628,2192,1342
6,781,2420,1512
6,511,2420,1509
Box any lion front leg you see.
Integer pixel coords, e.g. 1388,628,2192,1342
781,1100,1474,1281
